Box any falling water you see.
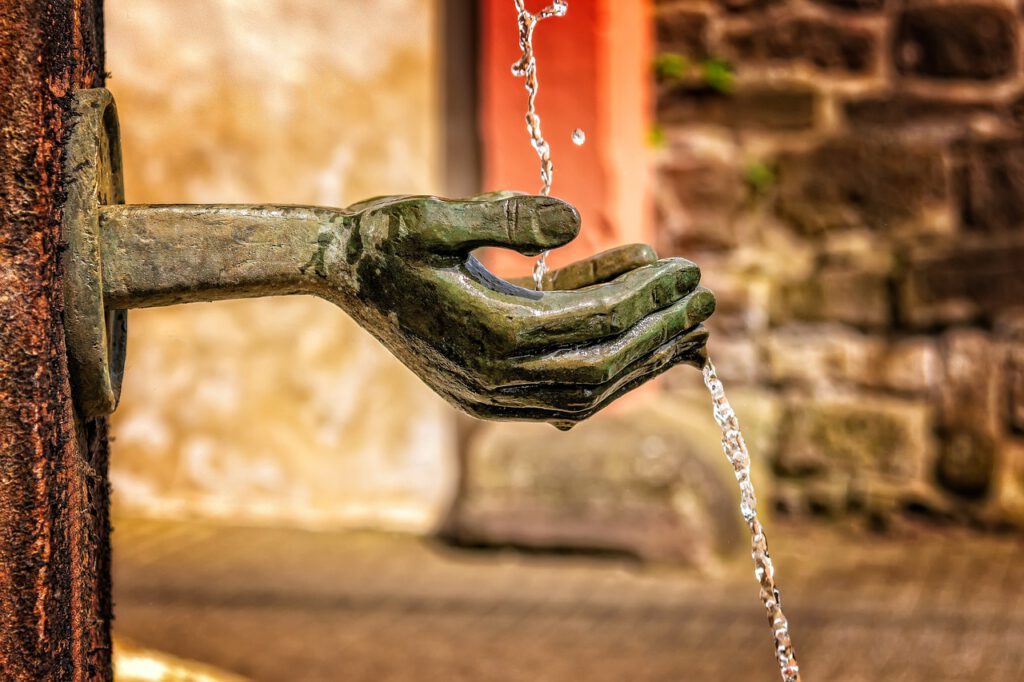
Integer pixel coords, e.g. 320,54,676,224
509,4,802,678
703,358,802,682
512,0,567,290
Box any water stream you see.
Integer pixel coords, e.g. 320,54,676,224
510,3,803,680
704,360,802,682
512,0,567,290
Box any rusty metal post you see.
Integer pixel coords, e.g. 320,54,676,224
0,1,113,680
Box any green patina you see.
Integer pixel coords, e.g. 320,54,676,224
301,230,336,278
66,88,716,428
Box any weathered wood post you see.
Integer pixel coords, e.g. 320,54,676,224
0,1,113,680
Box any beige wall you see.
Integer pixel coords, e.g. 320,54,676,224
105,0,457,532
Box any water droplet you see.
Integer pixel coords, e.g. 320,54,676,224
544,0,568,18
571,128,586,145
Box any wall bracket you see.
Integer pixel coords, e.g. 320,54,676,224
62,88,128,417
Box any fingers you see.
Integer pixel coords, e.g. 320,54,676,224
513,257,701,349
560,326,709,424
508,244,658,291
397,195,580,256
459,325,710,428
510,287,715,385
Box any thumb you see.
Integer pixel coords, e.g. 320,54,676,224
402,195,580,256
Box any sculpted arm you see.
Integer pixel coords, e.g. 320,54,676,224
100,194,714,429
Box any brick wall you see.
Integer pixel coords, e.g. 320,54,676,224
654,0,1024,527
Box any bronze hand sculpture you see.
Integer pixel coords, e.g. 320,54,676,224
64,89,715,428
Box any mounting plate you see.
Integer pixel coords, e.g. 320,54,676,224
62,88,128,417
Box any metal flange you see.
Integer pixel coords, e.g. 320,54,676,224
62,88,128,417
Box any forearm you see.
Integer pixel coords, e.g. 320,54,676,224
99,204,349,309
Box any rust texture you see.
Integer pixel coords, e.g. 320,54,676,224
0,1,112,680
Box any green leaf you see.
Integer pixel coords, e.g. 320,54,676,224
744,160,776,193
653,52,689,82
701,58,735,93
647,124,666,149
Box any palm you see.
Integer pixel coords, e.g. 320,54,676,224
333,194,714,430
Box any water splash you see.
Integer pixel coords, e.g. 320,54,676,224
571,128,586,146
703,358,802,682
512,0,568,290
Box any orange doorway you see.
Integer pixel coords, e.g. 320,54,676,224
478,0,655,278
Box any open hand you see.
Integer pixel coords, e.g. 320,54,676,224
330,193,715,429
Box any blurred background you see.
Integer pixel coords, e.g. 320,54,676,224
105,1,1024,680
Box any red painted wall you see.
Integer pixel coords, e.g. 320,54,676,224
480,0,654,278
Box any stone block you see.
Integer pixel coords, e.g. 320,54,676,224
995,309,1024,338
685,255,783,335
895,5,1017,81
764,324,885,386
773,265,892,329
821,229,902,269
1009,343,1024,434
957,139,1024,234
656,154,745,250
844,95,998,140
810,0,885,10
881,337,941,395
776,138,947,235
445,391,779,566
720,0,786,12
901,241,1024,327
701,335,763,385
656,9,709,58
938,330,1004,436
937,427,997,498
774,396,933,486
723,16,878,74
931,330,1004,498
989,438,1024,526
658,83,818,131
1007,92,1024,127
803,477,856,517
